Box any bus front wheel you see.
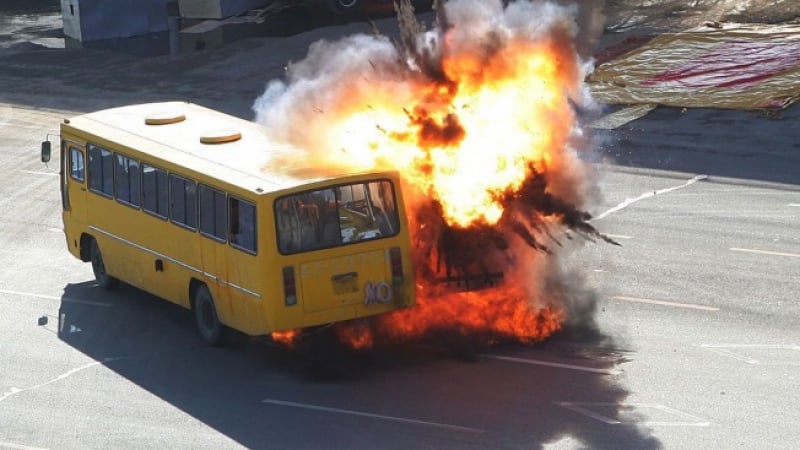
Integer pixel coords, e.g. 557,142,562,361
193,285,223,345
90,238,116,289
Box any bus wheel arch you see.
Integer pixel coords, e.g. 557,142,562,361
191,280,223,346
87,235,117,289
79,233,93,262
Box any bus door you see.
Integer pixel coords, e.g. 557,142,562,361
276,181,404,314
61,141,88,252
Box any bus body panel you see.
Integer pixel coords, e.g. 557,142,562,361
298,249,395,312
55,102,417,340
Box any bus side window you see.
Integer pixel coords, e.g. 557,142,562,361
169,174,198,230
88,144,113,197
199,185,227,241
142,164,168,218
230,197,256,253
114,154,141,207
69,148,84,182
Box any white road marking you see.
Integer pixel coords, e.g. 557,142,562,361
592,175,707,221
261,399,484,433
19,170,58,177
0,288,113,307
603,234,633,240
611,296,719,312
0,122,45,130
483,354,621,375
0,357,122,403
700,344,800,365
557,402,711,426
0,442,51,450
730,247,800,259
788,203,800,207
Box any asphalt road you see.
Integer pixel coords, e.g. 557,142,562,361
1,4,799,450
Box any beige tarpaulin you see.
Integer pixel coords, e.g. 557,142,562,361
588,22,800,110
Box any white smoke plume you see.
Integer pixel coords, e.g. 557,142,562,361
252,0,598,162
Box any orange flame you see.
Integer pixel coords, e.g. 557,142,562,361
271,329,300,348
313,35,580,228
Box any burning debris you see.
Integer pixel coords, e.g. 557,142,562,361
254,0,614,349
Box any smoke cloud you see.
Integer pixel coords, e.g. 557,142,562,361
253,0,614,347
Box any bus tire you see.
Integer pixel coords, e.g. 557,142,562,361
90,238,117,289
193,285,223,346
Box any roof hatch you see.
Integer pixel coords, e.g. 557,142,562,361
200,130,242,144
145,112,186,125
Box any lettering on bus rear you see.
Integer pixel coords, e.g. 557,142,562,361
275,179,400,254
364,281,393,305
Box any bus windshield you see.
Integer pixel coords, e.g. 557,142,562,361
276,179,400,254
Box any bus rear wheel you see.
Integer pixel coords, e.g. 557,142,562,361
90,238,116,289
193,285,223,345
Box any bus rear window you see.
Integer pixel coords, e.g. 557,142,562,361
276,180,400,255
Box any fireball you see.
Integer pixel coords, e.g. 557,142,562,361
255,0,612,349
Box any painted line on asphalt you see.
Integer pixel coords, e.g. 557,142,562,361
261,399,484,433
604,234,633,240
592,174,707,221
19,169,58,177
612,296,719,311
0,442,51,450
700,344,800,365
0,357,123,403
483,354,621,375
557,402,711,426
0,288,113,307
788,203,800,207
730,247,800,259
0,123,45,130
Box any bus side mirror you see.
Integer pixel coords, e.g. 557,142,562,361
41,141,51,163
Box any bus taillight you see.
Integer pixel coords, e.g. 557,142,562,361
282,266,297,306
390,247,403,286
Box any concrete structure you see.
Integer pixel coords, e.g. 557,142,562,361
60,0,169,42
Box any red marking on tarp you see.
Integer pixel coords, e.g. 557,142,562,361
642,40,800,89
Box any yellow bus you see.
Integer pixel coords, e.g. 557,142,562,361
42,101,415,345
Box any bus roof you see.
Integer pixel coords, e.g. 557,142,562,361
63,101,385,195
